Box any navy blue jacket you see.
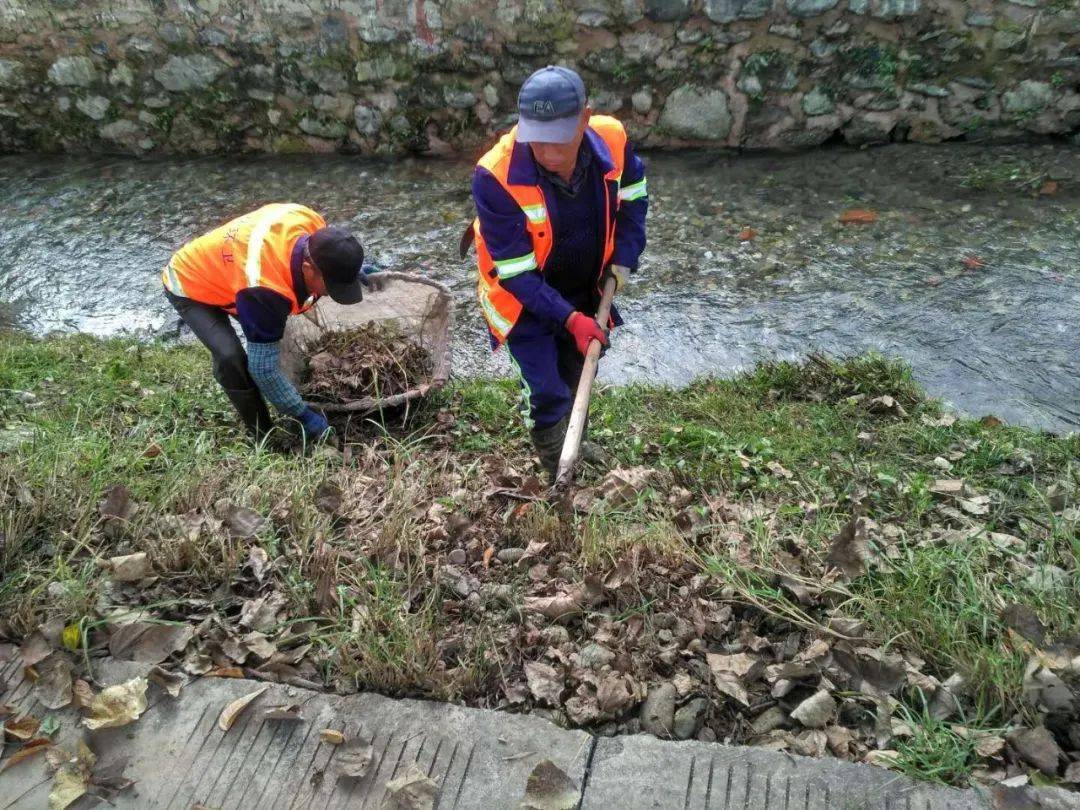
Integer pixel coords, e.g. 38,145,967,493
472,124,648,335
233,234,311,344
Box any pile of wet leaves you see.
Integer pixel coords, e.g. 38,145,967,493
408,462,1078,790
301,322,432,404
2,412,1078,795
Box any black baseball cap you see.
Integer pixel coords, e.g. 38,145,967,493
307,227,365,305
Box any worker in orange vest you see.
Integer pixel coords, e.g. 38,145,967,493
469,66,648,475
162,203,370,441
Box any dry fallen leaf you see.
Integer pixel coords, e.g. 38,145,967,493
839,209,877,225
82,677,149,731
98,484,136,524
520,759,579,810
217,685,269,732
148,666,186,698
482,545,494,570
524,661,564,707
383,763,439,809
866,395,907,418
241,631,278,661
1038,179,1060,197
603,550,637,591
208,666,246,679
958,495,990,516
706,653,762,707
825,516,869,580
866,749,900,768
594,466,656,510
246,546,270,581
921,413,956,428
46,744,95,810
522,591,583,624
71,679,95,709
738,227,757,242
108,621,193,664
239,592,286,632
320,729,345,745
790,690,836,729
0,737,52,772
4,713,41,741
707,652,763,679
832,646,905,694
35,653,75,710
596,674,636,717
49,766,88,810
974,734,1006,758
225,505,266,539
106,552,151,582
336,740,373,778
262,704,304,721
18,631,53,668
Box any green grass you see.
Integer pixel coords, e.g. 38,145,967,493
1,331,1077,784
891,696,1006,785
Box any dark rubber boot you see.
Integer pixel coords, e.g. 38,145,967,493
224,387,273,440
569,413,610,468
530,416,568,478
579,419,611,468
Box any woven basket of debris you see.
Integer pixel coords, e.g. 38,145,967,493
279,272,453,414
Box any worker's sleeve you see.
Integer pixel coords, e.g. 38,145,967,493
472,167,576,329
235,288,292,343
235,288,306,417
610,140,648,271
246,341,306,417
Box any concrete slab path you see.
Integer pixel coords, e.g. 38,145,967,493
2,658,1077,809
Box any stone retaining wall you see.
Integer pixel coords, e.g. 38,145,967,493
0,0,1077,155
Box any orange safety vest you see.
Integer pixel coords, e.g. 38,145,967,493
472,115,627,344
162,203,325,315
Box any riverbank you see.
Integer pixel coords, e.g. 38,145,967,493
1,331,1077,790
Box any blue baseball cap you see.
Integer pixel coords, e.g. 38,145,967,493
516,65,586,144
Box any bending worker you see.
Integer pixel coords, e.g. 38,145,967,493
469,66,648,475
162,203,368,442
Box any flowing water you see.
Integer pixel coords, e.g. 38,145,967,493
1,143,1077,432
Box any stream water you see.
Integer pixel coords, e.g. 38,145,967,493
0,143,1077,433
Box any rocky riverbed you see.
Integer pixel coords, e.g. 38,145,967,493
1,141,1077,432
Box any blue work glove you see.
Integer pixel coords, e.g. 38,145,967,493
359,263,383,288
297,407,331,440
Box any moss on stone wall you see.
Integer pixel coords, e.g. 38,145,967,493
0,0,1076,155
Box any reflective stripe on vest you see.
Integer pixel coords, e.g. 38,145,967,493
162,265,187,297
473,115,628,344
241,207,282,289
164,203,325,313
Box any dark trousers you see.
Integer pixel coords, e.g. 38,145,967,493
164,288,272,436
506,311,586,429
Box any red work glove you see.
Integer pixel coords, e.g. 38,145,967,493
565,312,609,356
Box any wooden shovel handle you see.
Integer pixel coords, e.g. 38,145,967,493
554,276,618,490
